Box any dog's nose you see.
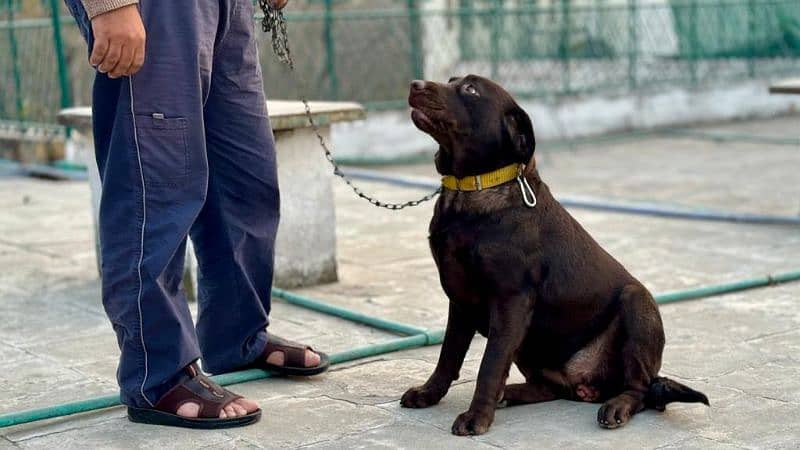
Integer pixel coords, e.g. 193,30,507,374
410,80,427,91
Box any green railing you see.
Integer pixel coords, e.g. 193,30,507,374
1,0,799,130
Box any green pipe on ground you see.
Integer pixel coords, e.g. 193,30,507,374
271,287,429,336
0,332,445,429
1,271,799,429
0,395,121,430
654,269,800,304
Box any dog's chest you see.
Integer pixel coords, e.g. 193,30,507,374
429,215,510,307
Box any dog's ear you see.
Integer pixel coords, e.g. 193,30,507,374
503,106,535,162
448,76,461,83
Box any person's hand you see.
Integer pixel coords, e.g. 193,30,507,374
89,4,146,79
268,0,289,10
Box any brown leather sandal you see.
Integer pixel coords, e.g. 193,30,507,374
127,363,261,429
248,335,330,377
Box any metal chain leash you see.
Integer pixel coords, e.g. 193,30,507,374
258,1,293,69
258,3,441,210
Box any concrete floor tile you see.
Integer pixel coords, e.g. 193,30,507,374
14,416,233,450
301,415,495,450
233,396,394,448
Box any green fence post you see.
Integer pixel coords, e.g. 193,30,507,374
49,0,72,110
407,0,424,79
560,0,571,93
688,0,698,85
6,0,24,121
459,0,475,61
628,0,637,89
323,0,338,100
747,0,755,78
490,0,501,79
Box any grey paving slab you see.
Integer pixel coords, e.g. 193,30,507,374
230,396,394,448
300,415,496,450
690,115,800,140
0,298,109,347
5,409,125,444
651,436,754,450
715,361,800,404
23,333,120,368
0,342,31,365
14,416,234,450
2,364,117,417
694,395,800,449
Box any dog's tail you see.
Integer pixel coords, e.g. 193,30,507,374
644,377,709,411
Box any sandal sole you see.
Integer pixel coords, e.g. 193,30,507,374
128,407,261,429
262,352,331,377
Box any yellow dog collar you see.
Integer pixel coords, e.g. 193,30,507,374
441,163,522,192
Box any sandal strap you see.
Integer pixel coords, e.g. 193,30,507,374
154,363,241,419
263,335,315,368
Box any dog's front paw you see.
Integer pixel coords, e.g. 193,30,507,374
401,385,445,408
451,409,493,436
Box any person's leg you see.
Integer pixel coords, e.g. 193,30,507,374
68,0,211,407
190,0,275,374
191,0,319,374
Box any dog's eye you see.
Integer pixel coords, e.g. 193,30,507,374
463,84,479,96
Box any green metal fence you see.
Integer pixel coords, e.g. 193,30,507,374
1,0,799,130
0,0,74,129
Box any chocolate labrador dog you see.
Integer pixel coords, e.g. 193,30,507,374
401,75,708,436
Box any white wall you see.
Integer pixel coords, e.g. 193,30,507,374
331,79,800,159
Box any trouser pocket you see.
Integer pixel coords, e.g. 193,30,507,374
135,114,190,188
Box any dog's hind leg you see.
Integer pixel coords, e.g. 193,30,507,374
499,378,560,407
597,284,665,429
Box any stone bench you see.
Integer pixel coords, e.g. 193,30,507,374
58,100,365,291
769,78,800,95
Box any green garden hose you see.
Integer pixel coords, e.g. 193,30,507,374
1,270,799,429
654,269,800,304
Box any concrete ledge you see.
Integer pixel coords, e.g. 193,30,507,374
267,100,365,131
58,100,365,289
770,78,800,95
57,100,366,131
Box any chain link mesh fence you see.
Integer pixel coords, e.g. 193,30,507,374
1,0,799,129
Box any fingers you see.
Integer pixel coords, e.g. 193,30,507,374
89,38,109,68
92,32,145,77
88,4,146,77
108,44,134,79
97,40,122,74
130,44,145,75
95,34,145,78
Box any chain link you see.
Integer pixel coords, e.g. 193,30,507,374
258,2,441,210
258,1,294,69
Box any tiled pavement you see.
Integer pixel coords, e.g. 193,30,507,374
1,116,799,449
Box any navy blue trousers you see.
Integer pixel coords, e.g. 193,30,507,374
65,0,279,407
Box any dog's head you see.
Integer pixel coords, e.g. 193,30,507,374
408,75,535,177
